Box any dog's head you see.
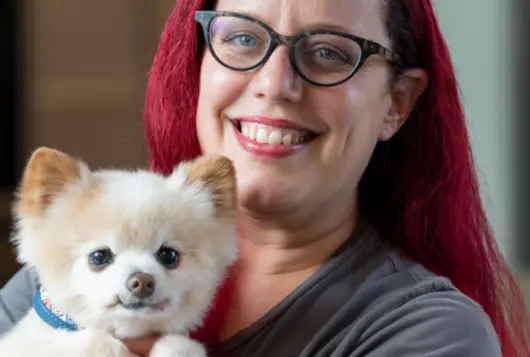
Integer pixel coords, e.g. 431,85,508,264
11,147,237,337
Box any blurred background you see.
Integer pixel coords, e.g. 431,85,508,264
0,0,529,305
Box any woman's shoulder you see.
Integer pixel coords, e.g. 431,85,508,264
341,247,503,356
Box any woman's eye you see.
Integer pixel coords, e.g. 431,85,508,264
156,246,181,269
225,34,257,46
88,248,114,269
315,48,345,62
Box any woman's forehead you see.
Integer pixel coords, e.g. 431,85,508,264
213,0,388,40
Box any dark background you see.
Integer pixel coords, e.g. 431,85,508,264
0,0,21,283
0,0,21,191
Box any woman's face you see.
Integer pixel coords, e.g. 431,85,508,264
196,0,424,220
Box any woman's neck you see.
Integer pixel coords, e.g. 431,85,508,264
235,205,359,276
216,206,359,341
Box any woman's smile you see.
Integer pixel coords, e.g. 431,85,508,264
227,115,320,158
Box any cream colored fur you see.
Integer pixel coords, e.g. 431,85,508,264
0,147,238,357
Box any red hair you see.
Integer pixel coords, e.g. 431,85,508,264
144,0,530,355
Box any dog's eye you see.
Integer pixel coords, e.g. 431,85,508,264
88,248,114,270
156,246,180,269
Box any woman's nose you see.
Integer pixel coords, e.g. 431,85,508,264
250,47,304,104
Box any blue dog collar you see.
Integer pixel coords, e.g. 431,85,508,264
33,288,78,331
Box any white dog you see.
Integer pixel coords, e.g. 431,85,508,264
0,147,238,357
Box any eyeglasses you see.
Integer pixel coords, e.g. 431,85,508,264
194,10,402,87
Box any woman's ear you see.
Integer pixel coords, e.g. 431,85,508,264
379,68,429,141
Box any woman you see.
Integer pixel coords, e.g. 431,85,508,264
1,0,529,356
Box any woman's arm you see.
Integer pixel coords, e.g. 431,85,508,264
0,268,38,336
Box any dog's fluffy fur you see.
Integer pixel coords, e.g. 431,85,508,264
0,147,238,357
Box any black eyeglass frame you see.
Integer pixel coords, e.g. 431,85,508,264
194,10,402,87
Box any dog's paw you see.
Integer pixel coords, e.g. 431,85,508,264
150,334,207,357
74,329,137,357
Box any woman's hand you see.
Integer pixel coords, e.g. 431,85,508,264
121,335,160,357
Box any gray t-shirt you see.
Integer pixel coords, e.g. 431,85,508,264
0,218,502,356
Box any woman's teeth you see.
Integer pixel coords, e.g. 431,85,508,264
239,122,311,145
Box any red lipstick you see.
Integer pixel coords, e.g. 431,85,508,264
230,116,315,159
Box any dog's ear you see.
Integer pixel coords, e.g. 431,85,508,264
15,147,88,217
184,155,237,215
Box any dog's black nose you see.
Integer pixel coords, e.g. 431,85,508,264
126,272,155,298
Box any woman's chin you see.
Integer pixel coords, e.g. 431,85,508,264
236,179,308,218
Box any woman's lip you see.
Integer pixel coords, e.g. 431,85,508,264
232,123,308,159
230,116,317,133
